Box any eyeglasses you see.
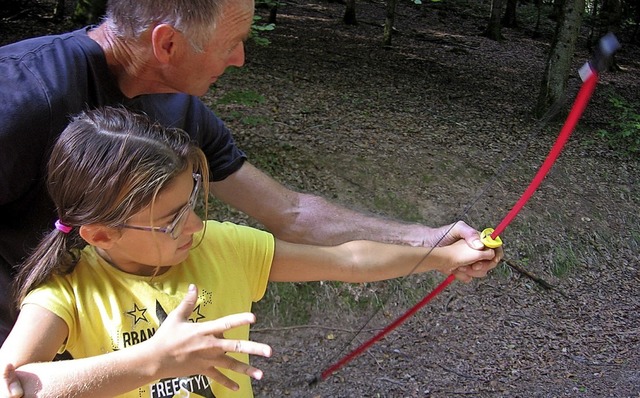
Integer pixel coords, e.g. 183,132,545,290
120,173,202,240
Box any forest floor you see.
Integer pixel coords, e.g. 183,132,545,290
2,0,639,397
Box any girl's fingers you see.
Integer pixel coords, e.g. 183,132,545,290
204,313,257,334
205,367,240,391
218,339,272,358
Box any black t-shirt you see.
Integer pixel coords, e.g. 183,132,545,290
0,28,246,269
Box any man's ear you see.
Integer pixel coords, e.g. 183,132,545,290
79,225,120,249
151,24,181,64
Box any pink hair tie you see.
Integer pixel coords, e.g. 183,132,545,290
55,219,73,234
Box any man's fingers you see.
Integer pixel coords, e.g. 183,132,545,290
452,221,484,249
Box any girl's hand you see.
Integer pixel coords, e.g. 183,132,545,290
0,362,23,398
150,284,272,391
453,244,503,282
436,239,503,283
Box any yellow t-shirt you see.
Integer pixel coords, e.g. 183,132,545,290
23,220,275,398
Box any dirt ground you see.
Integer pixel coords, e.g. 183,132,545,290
2,0,638,397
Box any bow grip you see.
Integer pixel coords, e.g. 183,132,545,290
480,227,503,248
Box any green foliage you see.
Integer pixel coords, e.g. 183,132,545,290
212,89,270,127
256,0,279,8
250,15,276,46
495,261,514,278
550,244,579,277
252,276,439,327
598,94,640,155
216,89,265,106
222,110,270,127
72,0,107,24
373,191,423,223
254,282,320,325
253,281,385,326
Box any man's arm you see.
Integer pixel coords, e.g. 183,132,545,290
211,162,499,281
211,162,481,247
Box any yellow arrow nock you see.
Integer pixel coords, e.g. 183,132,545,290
480,227,503,248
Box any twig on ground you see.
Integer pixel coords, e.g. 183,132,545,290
437,364,482,380
379,376,406,386
252,324,384,334
505,258,570,299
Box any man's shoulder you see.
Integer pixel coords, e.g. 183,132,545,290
0,27,102,90
0,28,94,61
0,27,112,131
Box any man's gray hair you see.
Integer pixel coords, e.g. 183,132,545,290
105,0,233,51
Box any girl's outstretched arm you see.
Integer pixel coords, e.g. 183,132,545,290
269,238,500,283
0,285,271,397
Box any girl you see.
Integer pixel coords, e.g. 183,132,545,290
0,107,500,397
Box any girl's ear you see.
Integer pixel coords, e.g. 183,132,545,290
79,225,121,249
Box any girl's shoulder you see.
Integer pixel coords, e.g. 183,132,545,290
199,220,273,243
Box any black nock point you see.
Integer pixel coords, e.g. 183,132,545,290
308,375,322,387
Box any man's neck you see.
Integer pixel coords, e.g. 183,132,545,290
87,24,163,98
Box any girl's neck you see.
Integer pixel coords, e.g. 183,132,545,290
94,247,169,277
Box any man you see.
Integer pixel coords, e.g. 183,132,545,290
0,0,500,347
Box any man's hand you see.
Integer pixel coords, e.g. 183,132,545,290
428,221,484,249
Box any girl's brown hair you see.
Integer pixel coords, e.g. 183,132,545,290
14,106,209,305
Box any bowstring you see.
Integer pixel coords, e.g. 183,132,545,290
312,31,620,384
311,86,572,384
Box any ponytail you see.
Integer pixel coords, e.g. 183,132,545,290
14,223,85,307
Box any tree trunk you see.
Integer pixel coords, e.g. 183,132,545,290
535,0,585,117
533,0,543,37
54,0,65,20
485,0,507,40
383,0,398,46
587,0,599,49
636,3,640,44
343,0,357,25
599,0,622,69
268,4,278,24
599,0,622,36
501,0,518,27
549,0,565,20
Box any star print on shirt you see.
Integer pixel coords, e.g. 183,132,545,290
189,304,206,323
154,300,206,324
199,289,214,305
126,303,149,326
